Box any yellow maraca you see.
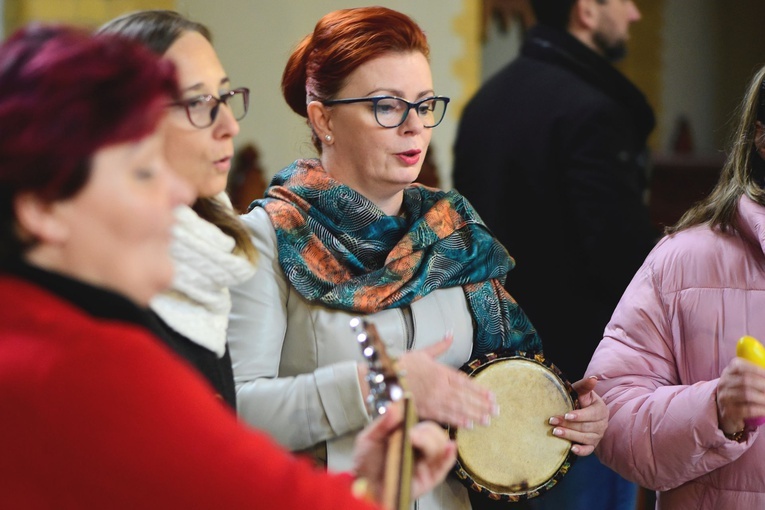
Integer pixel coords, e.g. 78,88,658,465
736,335,765,427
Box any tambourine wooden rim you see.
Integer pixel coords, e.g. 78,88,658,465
449,349,579,502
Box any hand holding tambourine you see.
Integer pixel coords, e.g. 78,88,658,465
449,350,608,503
549,375,608,457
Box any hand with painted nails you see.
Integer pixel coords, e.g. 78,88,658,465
547,376,608,456
396,335,498,429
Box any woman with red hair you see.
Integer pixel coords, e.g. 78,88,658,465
228,7,608,509
0,24,455,509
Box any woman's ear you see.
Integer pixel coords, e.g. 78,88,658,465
307,100,334,145
13,192,69,244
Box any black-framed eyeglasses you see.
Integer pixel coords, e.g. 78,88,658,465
172,87,250,128
321,95,450,128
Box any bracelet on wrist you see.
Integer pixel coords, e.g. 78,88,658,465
723,428,748,443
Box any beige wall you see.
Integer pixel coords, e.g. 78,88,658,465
659,0,719,154
176,0,479,188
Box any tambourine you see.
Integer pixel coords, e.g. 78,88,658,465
449,350,579,502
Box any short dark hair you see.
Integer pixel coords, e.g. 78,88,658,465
0,24,177,264
530,0,578,30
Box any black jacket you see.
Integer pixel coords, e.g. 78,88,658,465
453,24,657,381
152,314,237,410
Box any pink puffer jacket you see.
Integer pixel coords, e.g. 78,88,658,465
586,195,765,509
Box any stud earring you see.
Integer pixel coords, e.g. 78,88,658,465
324,134,332,142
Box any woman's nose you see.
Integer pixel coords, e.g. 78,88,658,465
213,102,241,138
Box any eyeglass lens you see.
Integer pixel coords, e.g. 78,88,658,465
187,90,248,128
374,97,447,128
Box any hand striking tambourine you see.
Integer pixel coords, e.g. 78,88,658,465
449,349,579,502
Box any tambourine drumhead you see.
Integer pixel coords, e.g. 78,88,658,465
451,351,578,502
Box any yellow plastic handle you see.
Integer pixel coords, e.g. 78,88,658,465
736,335,765,428
736,335,765,368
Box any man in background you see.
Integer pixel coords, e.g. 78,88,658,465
453,1,656,508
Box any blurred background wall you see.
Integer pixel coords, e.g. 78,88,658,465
4,0,765,220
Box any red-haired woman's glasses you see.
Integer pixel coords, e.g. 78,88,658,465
172,87,250,128
322,95,450,128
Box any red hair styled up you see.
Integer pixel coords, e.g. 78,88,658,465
0,24,178,264
281,6,430,151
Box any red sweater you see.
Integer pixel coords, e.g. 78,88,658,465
0,272,380,509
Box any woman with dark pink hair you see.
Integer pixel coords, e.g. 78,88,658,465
0,24,455,509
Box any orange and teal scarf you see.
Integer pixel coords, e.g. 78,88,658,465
250,159,541,358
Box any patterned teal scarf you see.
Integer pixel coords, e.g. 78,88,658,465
250,159,541,357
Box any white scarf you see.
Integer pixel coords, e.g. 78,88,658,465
150,199,256,357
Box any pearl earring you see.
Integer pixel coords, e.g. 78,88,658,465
324,134,332,142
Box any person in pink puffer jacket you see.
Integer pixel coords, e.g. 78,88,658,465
586,64,765,509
